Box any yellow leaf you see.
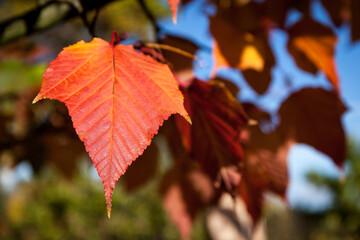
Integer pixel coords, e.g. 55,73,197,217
238,45,265,72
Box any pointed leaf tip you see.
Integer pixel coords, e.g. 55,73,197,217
106,191,112,219
167,0,180,24
185,114,192,125
107,208,111,219
32,95,41,104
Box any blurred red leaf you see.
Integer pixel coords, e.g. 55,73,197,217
213,77,240,97
120,141,159,192
278,88,346,166
351,0,360,42
264,0,290,28
239,137,292,221
236,87,347,221
320,0,345,27
162,183,192,239
160,34,198,72
33,37,189,217
264,0,311,28
240,103,292,221
176,79,248,180
287,18,340,92
160,163,217,239
238,175,263,223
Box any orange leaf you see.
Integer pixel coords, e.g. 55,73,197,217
287,18,340,92
239,45,265,72
211,40,231,74
167,0,181,24
33,38,189,217
212,38,265,73
209,4,276,94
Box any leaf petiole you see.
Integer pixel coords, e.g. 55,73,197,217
110,31,128,47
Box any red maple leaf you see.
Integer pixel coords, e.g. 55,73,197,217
33,37,190,217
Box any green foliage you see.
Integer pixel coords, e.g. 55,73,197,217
305,142,360,240
0,60,44,95
0,167,207,240
101,0,170,41
263,142,360,240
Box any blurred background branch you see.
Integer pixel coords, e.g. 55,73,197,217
0,0,119,45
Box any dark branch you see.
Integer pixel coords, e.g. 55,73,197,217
0,0,117,46
89,3,102,37
78,0,104,37
137,0,161,42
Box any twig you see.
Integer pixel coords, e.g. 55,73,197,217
79,0,103,37
145,42,199,60
137,0,161,42
89,2,102,37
